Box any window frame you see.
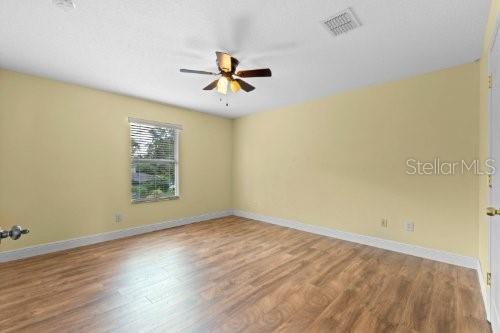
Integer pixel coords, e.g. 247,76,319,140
128,118,181,204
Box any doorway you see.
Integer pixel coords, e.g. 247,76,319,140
489,15,500,332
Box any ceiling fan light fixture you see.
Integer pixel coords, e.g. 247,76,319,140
230,79,241,93
217,76,228,94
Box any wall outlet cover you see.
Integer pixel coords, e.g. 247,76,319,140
404,221,414,232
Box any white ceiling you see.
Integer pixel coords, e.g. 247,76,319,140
0,0,491,118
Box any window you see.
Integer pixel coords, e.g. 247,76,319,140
129,118,181,203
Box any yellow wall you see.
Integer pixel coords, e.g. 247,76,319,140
478,0,500,283
233,63,479,256
0,69,233,252
0,56,486,259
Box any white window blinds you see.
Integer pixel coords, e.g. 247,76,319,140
129,118,181,203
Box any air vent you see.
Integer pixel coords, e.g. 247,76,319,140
53,0,76,11
323,8,361,36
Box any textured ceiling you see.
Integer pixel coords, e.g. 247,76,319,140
0,0,491,118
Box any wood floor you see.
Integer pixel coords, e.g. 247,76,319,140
0,216,491,332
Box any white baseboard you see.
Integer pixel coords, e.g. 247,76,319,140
232,210,478,269
0,210,232,263
476,263,491,322
493,303,499,333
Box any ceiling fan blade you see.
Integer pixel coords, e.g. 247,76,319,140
216,52,233,73
180,69,217,75
235,79,255,92
236,68,272,78
203,79,219,90
230,56,240,73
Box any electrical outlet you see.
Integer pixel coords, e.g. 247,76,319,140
381,218,388,228
404,221,414,232
115,213,123,223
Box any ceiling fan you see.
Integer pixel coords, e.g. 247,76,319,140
180,51,272,94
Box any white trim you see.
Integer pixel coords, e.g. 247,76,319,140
494,302,500,333
232,210,478,268
0,210,232,263
175,129,180,197
489,16,500,54
489,14,500,331
128,117,182,130
477,264,491,322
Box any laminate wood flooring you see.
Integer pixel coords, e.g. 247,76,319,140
0,216,491,332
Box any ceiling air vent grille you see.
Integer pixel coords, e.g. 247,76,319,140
323,8,361,36
53,0,76,11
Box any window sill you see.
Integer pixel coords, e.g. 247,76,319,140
131,196,180,204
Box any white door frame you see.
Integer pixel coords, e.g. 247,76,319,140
489,14,500,332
